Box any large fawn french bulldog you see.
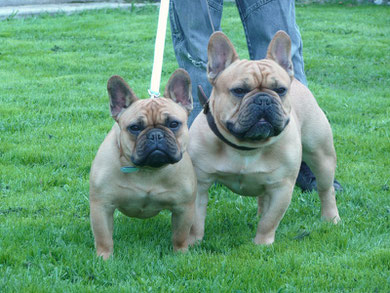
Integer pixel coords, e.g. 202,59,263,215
188,31,340,245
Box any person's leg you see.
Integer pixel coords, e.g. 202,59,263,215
235,0,307,85
169,0,223,126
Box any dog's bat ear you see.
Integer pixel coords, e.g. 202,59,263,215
207,32,239,84
164,69,193,114
107,75,139,121
266,31,294,78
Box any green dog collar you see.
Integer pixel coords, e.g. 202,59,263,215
120,166,139,173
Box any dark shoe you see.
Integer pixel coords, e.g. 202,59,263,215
296,162,316,192
295,162,343,192
332,179,343,192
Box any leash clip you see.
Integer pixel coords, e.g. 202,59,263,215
148,89,160,99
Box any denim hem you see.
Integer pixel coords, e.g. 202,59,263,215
240,0,275,21
208,0,223,12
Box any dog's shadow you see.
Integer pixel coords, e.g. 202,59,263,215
102,184,330,257
113,211,173,256
111,185,259,256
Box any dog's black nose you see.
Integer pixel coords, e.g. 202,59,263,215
254,94,272,107
147,129,165,142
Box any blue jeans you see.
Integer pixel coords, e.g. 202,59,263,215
169,0,307,126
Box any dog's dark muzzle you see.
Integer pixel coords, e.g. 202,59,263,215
132,128,182,168
226,94,289,141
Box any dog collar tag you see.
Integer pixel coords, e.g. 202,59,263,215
120,166,139,173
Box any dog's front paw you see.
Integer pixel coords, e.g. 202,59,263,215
321,205,340,224
187,233,203,247
188,228,204,246
97,248,113,260
173,240,189,253
253,233,275,245
173,246,189,253
322,213,341,224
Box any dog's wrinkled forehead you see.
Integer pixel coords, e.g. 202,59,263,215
120,98,186,126
221,59,290,89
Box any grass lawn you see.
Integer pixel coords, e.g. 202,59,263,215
1,3,389,292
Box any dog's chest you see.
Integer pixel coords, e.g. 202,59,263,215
213,155,287,196
216,170,272,196
115,184,181,219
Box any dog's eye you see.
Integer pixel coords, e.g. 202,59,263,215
169,121,181,130
273,87,287,96
127,124,142,134
231,88,250,98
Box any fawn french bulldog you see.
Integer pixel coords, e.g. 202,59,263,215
188,31,340,245
90,69,197,259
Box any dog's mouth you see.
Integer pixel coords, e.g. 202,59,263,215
143,150,172,168
245,119,274,140
132,148,182,168
225,94,289,141
227,117,289,141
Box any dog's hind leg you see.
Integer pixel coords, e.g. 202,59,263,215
303,146,340,224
